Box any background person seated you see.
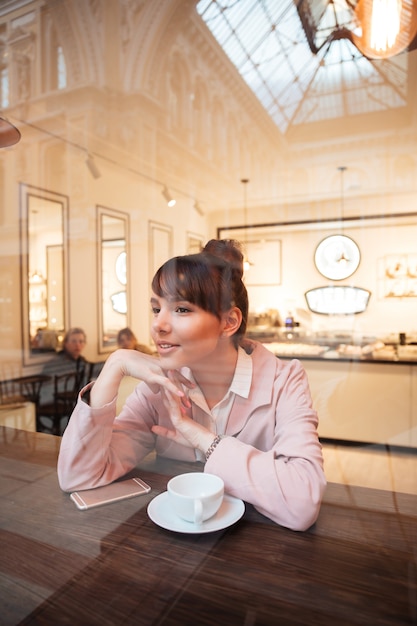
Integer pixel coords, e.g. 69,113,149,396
40,327,88,405
116,327,154,355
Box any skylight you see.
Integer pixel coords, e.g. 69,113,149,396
196,0,409,134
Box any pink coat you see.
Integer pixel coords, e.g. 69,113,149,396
58,341,326,531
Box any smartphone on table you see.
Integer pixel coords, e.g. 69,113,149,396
70,477,151,510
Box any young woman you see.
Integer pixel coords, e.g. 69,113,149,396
116,326,154,355
58,240,326,531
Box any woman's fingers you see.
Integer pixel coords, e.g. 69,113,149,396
161,386,183,420
146,373,185,398
151,424,175,439
167,369,195,390
114,350,194,403
156,388,213,453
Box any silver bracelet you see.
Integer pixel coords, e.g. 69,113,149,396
205,434,223,461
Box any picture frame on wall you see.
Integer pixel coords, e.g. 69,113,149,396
187,232,204,254
148,221,173,281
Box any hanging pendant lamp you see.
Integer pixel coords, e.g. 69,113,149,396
353,0,417,59
0,117,21,147
241,178,253,272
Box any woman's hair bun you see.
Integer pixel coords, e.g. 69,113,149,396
202,239,244,278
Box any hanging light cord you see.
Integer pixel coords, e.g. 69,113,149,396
241,178,252,271
337,166,348,264
338,165,347,224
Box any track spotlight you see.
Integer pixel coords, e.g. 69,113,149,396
85,153,101,179
162,186,176,207
193,201,205,216
0,117,21,147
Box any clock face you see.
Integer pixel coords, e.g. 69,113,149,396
314,235,360,281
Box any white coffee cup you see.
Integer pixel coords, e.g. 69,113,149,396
167,472,224,525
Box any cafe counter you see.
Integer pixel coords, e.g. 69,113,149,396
262,343,417,449
0,427,416,625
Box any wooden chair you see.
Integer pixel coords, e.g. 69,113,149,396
15,374,52,425
87,360,106,382
37,372,81,435
0,378,26,407
0,375,52,432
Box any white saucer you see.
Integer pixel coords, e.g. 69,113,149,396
147,492,245,534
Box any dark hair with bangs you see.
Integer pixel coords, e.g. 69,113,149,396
151,240,248,347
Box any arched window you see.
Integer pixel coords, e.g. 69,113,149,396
57,46,67,89
0,67,8,108
167,53,190,135
227,115,239,170
41,13,67,92
192,80,208,154
168,70,180,131
212,99,225,163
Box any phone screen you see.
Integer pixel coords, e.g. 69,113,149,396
70,477,151,510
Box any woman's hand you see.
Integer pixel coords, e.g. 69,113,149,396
89,349,193,409
151,371,214,454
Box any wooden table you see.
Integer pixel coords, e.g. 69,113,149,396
0,427,416,626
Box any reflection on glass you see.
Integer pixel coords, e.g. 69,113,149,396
29,202,64,348
115,251,127,285
98,207,129,352
111,291,127,314
20,185,68,365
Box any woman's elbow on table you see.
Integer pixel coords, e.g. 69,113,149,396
57,473,76,493
57,458,94,493
264,493,323,532
290,501,322,532
283,480,326,531
262,473,326,531
57,470,102,493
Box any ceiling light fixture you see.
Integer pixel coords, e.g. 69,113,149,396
353,0,417,59
162,186,176,207
0,117,21,147
241,178,253,272
85,153,101,179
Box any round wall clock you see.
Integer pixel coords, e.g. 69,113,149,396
314,235,360,281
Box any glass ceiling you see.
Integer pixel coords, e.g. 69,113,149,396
196,0,410,134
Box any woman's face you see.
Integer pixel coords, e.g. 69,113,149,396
64,333,86,359
150,293,225,369
118,334,134,349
